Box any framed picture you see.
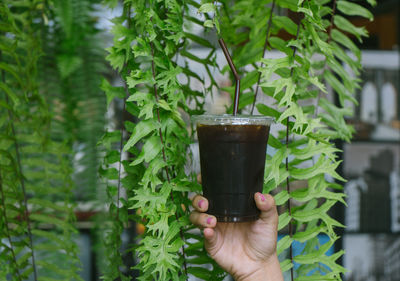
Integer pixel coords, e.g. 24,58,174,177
343,141,400,233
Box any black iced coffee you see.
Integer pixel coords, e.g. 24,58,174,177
193,115,272,222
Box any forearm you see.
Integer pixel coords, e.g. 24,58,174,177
235,256,283,281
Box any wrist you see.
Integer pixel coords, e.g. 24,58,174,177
235,255,283,281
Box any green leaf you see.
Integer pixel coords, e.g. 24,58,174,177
123,120,160,151
98,130,121,150
214,18,220,34
130,183,171,210
130,136,162,165
273,16,298,36
293,226,327,243
331,29,361,60
146,211,174,238
259,57,290,80
198,3,215,13
269,37,293,55
30,214,77,233
57,55,82,79
274,190,289,206
183,32,214,49
276,0,298,11
0,62,23,85
278,211,291,231
267,134,284,149
290,139,340,160
334,15,368,42
28,198,67,212
256,104,281,120
337,1,373,21
324,69,357,106
140,158,167,189
99,167,119,180
290,155,345,182
127,91,153,103
292,200,335,223
0,81,19,106
188,267,212,279
101,78,126,107
306,21,332,56
126,70,154,88
293,238,335,264
203,19,214,28
158,99,172,111
31,229,66,247
280,259,293,273
265,146,287,185
277,235,293,255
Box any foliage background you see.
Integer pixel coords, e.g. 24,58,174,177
0,0,374,280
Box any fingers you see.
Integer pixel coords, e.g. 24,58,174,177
189,211,217,229
197,173,202,184
190,194,216,228
203,227,218,250
254,192,278,225
191,194,208,212
190,192,219,254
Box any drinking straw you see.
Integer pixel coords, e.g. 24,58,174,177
218,38,240,116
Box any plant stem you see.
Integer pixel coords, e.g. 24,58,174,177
0,172,23,281
287,14,303,281
150,41,188,277
0,51,38,281
250,0,276,115
114,4,132,278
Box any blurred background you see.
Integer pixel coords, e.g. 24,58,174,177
29,0,398,280
334,1,399,281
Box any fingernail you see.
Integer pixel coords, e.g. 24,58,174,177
206,217,213,225
198,200,204,209
259,193,266,202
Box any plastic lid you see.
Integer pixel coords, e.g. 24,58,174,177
192,114,274,126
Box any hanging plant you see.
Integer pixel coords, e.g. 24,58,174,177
101,0,374,280
0,1,82,279
0,0,375,280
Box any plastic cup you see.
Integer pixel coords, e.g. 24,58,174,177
192,115,273,222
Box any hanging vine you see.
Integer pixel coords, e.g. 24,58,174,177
0,0,89,279
0,0,375,280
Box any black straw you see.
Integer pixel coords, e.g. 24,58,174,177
218,38,240,116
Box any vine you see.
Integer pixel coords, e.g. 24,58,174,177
250,0,276,114
0,172,22,280
0,0,88,279
200,0,374,279
0,0,376,280
3,68,38,280
286,9,303,280
101,0,375,279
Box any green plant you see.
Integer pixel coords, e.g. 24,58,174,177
0,1,82,279
101,0,375,280
1,0,375,280
0,0,106,279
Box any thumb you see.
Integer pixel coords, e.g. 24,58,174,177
254,192,278,227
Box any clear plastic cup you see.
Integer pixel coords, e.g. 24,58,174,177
192,115,273,222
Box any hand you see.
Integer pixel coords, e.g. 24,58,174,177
190,193,283,281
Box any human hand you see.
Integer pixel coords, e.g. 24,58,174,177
190,193,283,281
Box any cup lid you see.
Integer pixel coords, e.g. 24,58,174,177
191,114,274,126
